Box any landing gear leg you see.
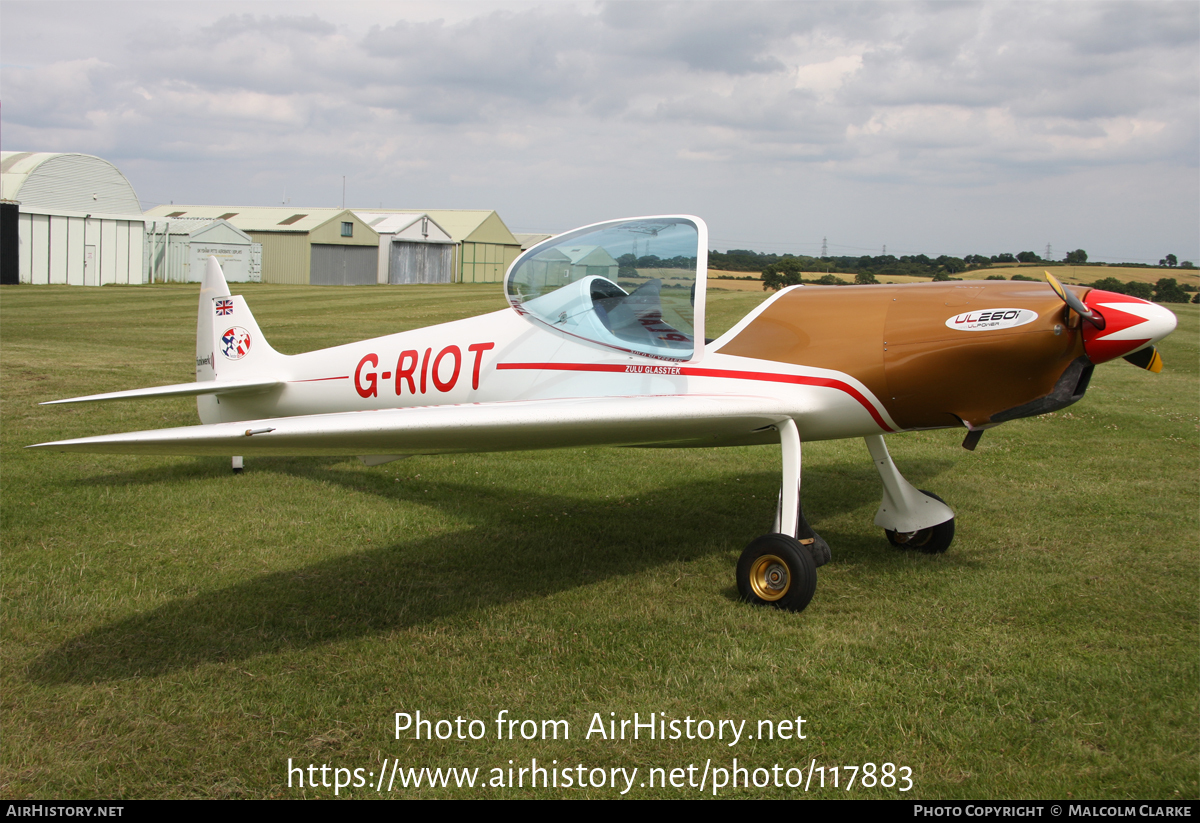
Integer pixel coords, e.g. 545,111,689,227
774,493,831,567
737,419,820,612
864,435,955,553
771,418,830,567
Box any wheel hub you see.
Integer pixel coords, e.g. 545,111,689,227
749,554,790,601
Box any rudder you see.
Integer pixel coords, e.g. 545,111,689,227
196,257,283,423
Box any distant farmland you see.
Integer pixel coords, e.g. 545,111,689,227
710,266,1200,289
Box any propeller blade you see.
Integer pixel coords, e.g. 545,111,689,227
1045,271,1105,330
1123,346,1164,373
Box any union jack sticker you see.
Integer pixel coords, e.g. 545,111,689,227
215,299,234,316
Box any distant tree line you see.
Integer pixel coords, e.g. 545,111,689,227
1157,254,1197,269
708,245,1197,302
711,248,1056,279
711,247,1195,278
1090,277,1194,304
618,253,696,273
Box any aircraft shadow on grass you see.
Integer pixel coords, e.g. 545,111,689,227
29,454,956,684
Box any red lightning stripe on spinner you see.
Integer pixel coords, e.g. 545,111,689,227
1081,290,1156,364
495,362,895,432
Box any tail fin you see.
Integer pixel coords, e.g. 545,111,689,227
196,257,231,384
196,257,283,422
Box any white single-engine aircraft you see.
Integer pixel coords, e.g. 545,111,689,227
32,216,1178,613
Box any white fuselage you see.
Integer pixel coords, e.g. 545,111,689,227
205,296,899,445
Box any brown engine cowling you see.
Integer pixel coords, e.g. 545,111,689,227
718,282,1088,431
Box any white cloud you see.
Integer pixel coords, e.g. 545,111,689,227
1,0,1195,260
794,53,863,99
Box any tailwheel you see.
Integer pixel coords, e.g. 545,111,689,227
737,533,817,613
885,490,955,554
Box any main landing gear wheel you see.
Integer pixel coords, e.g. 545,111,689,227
885,490,955,554
737,534,817,613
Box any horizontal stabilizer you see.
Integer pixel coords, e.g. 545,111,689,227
29,394,791,456
41,379,281,405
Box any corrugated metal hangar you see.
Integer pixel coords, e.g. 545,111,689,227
395,209,520,284
1,149,527,288
1,152,146,286
417,210,521,283
355,212,455,284
143,205,522,285
143,206,378,285
142,217,261,283
348,208,522,283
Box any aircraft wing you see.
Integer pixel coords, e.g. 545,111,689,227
28,394,792,457
41,379,281,405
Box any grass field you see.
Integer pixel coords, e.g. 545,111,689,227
3,284,1197,799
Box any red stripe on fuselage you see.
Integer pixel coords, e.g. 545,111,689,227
495,362,895,432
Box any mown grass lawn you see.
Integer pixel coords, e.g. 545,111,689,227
2,284,1196,799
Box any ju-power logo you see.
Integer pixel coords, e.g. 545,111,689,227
945,308,1037,332
220,327,252,360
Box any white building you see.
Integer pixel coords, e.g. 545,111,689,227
353,212,455,284
1,152,146,286
142,217,261,283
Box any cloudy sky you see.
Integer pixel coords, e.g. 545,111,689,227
3,1,1197,262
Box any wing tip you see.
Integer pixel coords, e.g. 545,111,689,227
38,379,282,405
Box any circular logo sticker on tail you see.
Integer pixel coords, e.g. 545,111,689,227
945,308,1037,331
220,327,252,359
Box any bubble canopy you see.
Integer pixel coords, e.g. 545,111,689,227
504,216,708,362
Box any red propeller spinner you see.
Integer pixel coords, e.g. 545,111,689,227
1080,288,1178,366
1045,273,1177,371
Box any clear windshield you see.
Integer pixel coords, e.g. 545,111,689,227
505,217,704,361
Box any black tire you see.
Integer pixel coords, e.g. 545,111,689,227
885,490,954,554
806,532,831,568
737,533,817,613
